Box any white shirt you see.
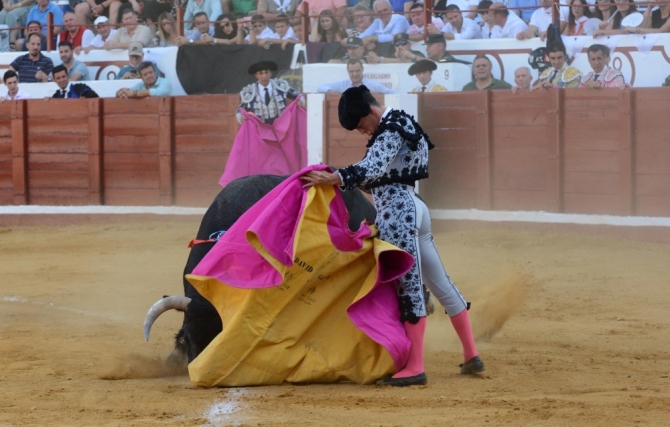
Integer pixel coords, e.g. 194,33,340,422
246,26,275,41
442,17,482,39
359,14,410,43
317,77,394,94
89,29,117,48
491,15,529,38
56,28,96,48
407,17,444,34
1,87,31,100
270,27,299,41
529,7,567,32
258,81,274,98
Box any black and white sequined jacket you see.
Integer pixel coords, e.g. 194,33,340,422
336,108,435,191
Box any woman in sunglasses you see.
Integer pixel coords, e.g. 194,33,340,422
208,14,241,45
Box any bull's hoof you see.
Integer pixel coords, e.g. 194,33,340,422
459,356,485,375
375,372,427,387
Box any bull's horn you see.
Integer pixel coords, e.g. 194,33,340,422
143,296,191,341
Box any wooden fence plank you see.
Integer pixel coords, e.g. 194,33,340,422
158,97,174,205
11,101,27,205
545,90,563,212
618,90,635,215
88,98,103,205
476,90,492,209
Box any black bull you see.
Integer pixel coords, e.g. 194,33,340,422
143,174,377,364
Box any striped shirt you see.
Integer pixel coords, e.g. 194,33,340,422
10,53,54,83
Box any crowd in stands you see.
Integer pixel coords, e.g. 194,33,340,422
0,0,668,97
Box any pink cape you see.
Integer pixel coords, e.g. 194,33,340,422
218,97,307,188
194,165,414,372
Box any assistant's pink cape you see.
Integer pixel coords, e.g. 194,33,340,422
191,165,414,381
219,97,307,188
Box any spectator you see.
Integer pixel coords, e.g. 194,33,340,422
562,0,592,35
176,11,214,46
489,3,529,38
85,16,116,52
0,0,35,47
511,66,533,93
423,33,471,64
117,61,172,99
9,33,53,83
296,0,346,20
75,0,121,26
478,0,495,38
310,9,347,41
348,4,373,38
257,0,301,19
662,75,670,87
50,64,98,98
593,0,615,28
26,0,63,36
328,36,368,63
290,18,303,40
628,0,670,33
317,58,393,93
231,0,257,16
183,0,222,32
593,0,641,35
56,11,95,52
579,44,627,89
531,42,582,90
408,59,447,92
15,20,46,52
256,14,299,49
517,0,566,40
209,14,240,45
434,0,478,20
115,41,144,80
245,14,275,44
156,12,178,47
441,4,483,39
0,70,31,101
142,0,174,34
105,9,155,49
388,0,413,14
508,0,540,22
408,3,444,41
58,41,89,81
376,32,425,63
462,55,512,90
359,0,410,45
236,60,301,124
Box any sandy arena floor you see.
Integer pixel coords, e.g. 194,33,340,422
1,218,669,426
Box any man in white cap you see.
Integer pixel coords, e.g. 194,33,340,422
85,16,117,53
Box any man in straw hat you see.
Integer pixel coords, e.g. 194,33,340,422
408,59,447,93
237,60,301,125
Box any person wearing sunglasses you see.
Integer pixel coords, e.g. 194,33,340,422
372,32,426,63
206,14,240,45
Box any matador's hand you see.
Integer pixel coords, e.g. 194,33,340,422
299,170,343,188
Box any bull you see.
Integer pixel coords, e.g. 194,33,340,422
143,174,378,364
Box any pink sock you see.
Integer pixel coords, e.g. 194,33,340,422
393,317,426,378
450,309,478,362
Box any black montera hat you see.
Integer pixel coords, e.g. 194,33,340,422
423,34,446,45
338,85,373,131
408,59,437,76
248,61,278,74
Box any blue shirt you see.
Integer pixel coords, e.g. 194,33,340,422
131,76,172,97
509,0,540,21
10,53,54,83
389,0,412,13
26,2,64,35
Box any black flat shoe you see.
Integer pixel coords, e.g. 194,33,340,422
375,372,427,387
459,356,485,374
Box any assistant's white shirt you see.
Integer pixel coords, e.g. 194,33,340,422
442,17,482,39
270,27,299,41
529,6,569,32
0,88,31,100
359,14,410,43
317,77,394,94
